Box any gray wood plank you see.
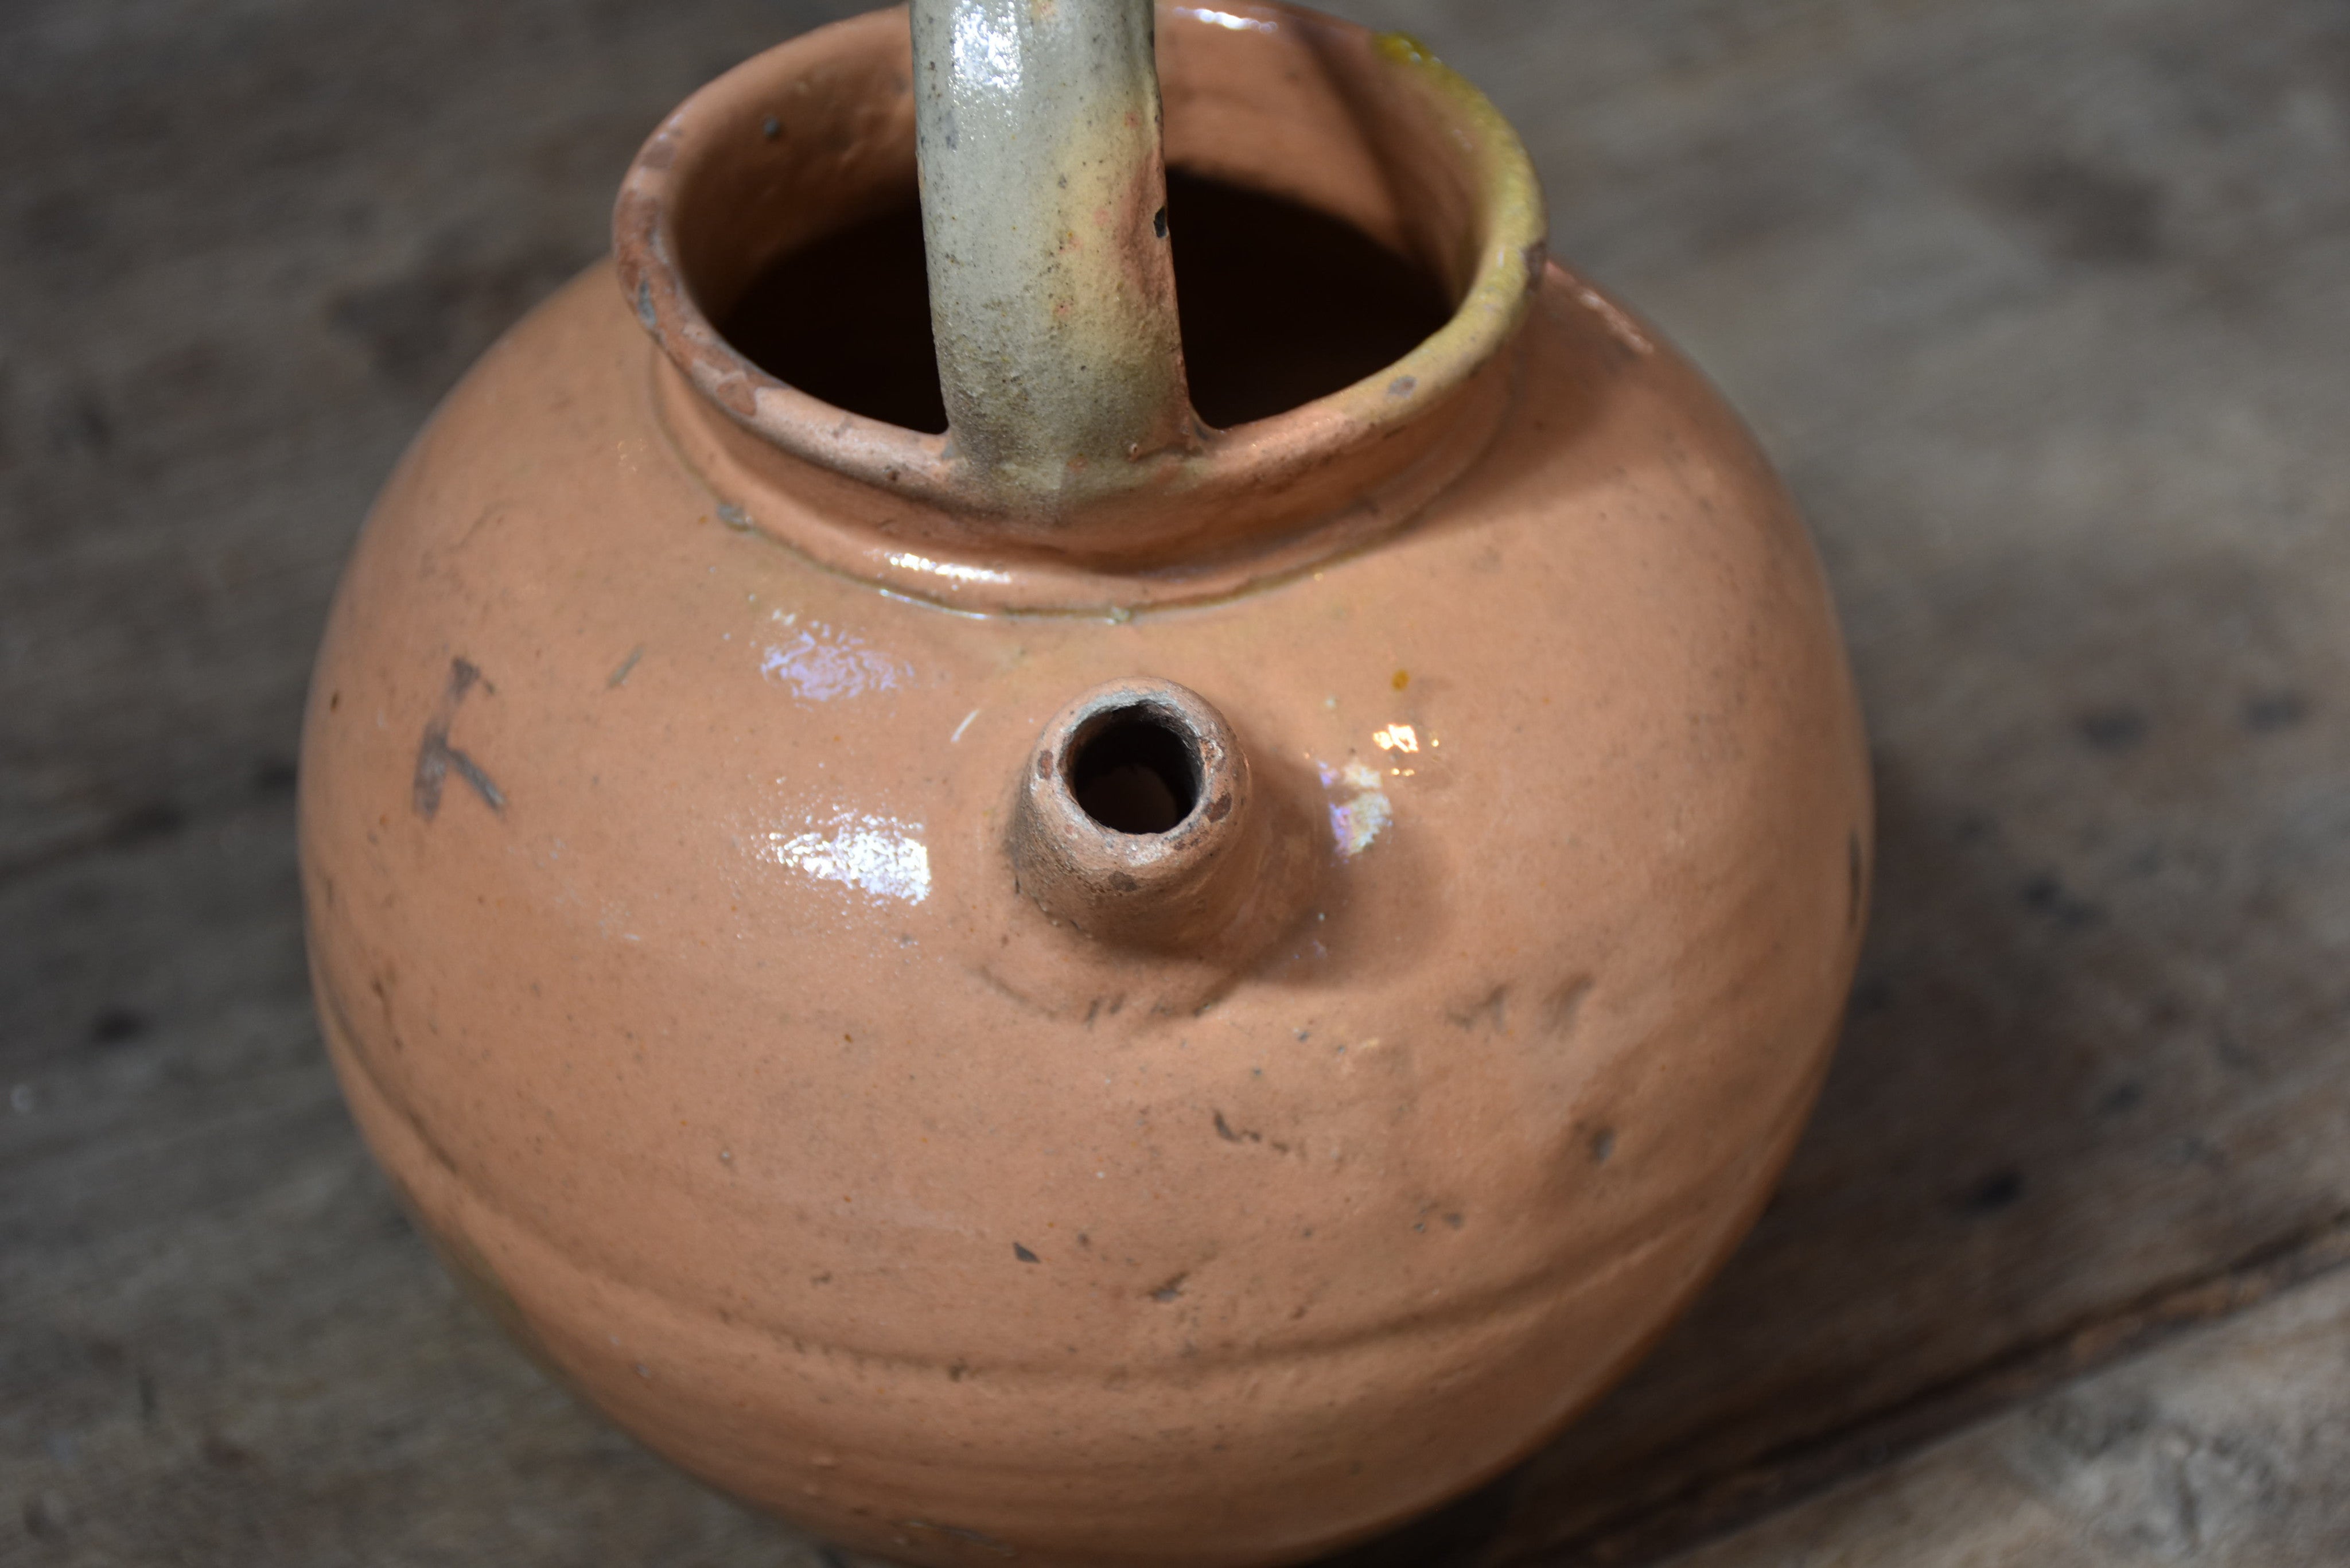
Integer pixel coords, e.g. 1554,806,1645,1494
4,0,2348,1563
1664,1259,2350,1566
0,0,869,876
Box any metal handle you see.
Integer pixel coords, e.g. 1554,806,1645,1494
911,0,1196,510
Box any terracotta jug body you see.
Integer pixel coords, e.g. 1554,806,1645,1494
298,3,1872,1564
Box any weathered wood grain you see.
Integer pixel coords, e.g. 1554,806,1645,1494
4,0,2348,1563
0,0,868,877
1669,1253,2350,1566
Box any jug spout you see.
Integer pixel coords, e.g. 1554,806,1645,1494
1008,678,1300,952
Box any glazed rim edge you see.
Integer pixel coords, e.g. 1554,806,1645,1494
611,2,1549,614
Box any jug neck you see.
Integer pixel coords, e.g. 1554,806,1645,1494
613,3,1546,613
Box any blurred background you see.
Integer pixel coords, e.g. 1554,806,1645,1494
4,1,2347,1563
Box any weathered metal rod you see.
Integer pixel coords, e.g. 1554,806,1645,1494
910,0,1196,509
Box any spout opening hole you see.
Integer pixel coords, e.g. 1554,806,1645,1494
1069,707,1202,836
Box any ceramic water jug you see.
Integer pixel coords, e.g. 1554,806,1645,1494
299,3,1872,1562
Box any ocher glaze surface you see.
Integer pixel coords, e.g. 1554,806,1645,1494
301,6,1870,1566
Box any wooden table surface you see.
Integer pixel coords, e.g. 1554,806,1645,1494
5,0,2347,1563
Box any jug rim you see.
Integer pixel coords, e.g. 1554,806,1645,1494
614,2,1548,613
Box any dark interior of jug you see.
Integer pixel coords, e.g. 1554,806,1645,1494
717,170,1454,436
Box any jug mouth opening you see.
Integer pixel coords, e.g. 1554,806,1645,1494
616,2,1547,610
702,170,1461,442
